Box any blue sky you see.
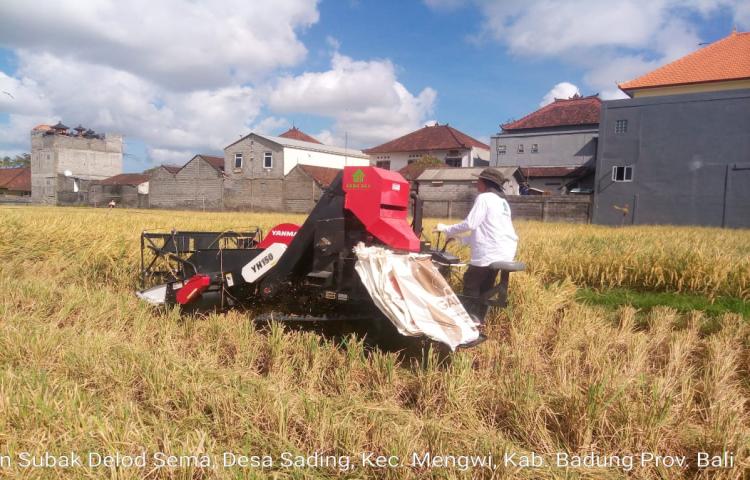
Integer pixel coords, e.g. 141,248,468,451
0,0,746,172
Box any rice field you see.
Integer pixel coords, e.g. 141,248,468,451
0,205,748,479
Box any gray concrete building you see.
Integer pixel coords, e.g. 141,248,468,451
149,155,224,210
492,95,600,194
223,132,369,211
30,122,122,205
593,89,750,228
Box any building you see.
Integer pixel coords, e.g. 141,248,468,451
415,167,521,218
397,161,450,182
593,30,750,228
30,122,123,205
278,126,323,144
619,29,750,98
283,164,340,213
89,173,150,208
364,123,490,171
223,131,369,211
0,166,31,202
492,95,600,194
149,154,225,210
519,166,594,195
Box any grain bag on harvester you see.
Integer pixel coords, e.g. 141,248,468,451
136,166,524,350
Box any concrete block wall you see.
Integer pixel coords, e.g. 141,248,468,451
89,184,147,208
421,190,592,223
282,167,323,213
149,158,223,210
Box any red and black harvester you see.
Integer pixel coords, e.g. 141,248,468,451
138,166,524,343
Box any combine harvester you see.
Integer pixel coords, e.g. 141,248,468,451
137,167,524,350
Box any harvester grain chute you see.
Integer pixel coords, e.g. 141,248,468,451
137,166,525,349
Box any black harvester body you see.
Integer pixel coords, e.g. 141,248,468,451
138,167,524,333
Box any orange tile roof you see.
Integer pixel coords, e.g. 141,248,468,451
619,30,750,93
364,124,489,154
502,95,601,131
279,127,323,144
197,154,225,171
95,173,151,186
161,165,182,174
298,165,340,187
0,167,31,192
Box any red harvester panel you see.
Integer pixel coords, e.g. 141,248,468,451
176,274,211,304
343,166,420,252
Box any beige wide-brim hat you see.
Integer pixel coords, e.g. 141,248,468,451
473,168,508,188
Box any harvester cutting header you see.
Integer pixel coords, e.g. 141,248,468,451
137,166,524,350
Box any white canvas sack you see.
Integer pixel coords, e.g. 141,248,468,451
353,243,479,350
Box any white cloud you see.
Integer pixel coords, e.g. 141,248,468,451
0,0,322,166
0,71,51,116
434,0,748,97
7,52,263,161
0,0,320,90
147,148,197,165
0,0,436,165
250,117,290,136
540,82,580,106
268,53,436,147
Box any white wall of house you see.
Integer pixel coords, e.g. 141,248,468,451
282,147,370,175
376,147,490,171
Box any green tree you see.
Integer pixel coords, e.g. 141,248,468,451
413,155,442,168
1,153,30,168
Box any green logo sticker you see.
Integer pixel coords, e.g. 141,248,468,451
346,168,370,189
352,169,365,183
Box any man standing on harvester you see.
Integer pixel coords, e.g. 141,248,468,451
436,167,519,324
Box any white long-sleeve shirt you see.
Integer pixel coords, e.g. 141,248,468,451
443,192,518,266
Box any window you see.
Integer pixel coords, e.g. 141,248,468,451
517,144,524,153
234,153,243,169
531,144,539,153
497,145,506,155
446,158,462,167
263,151,273,169
376,160,391,170
615,119,628,134
611,165,633,182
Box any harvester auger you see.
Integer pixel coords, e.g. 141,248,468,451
137,166,525,349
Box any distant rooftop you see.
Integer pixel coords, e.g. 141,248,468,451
279,126,322,144
196,154,224,172
95,173,150,186
251,133,369,159
416,166,518,182
365,124,489,154
619,30,750,95
501,95,601,131
298,165,340,187
0,167,31,192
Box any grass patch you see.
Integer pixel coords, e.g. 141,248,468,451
577,287,750,318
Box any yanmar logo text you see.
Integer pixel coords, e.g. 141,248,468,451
270,231,297,237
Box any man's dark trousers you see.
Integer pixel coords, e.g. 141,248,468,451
463,265,498,323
